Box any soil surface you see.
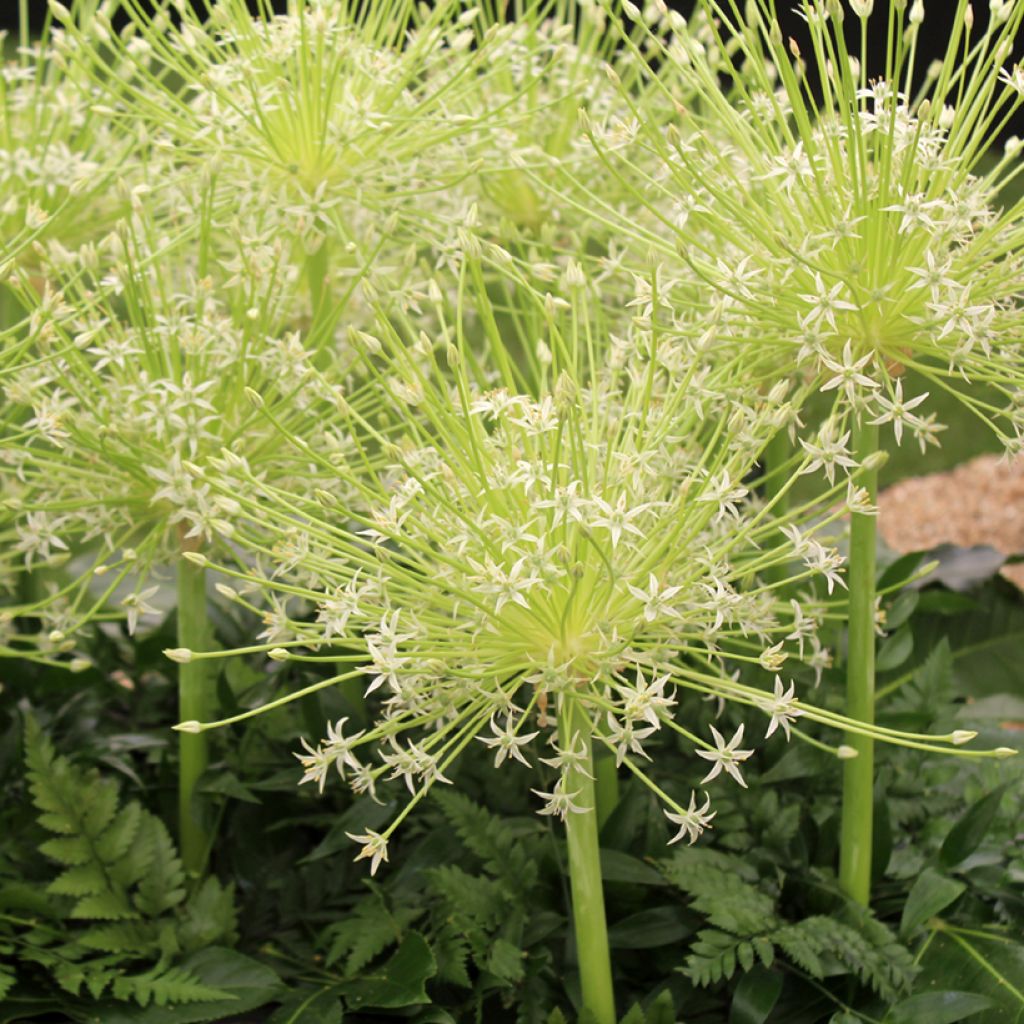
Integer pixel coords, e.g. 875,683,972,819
878,453,1024,588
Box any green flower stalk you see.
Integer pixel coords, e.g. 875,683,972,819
168,275,1012,1015
593,0,1024,903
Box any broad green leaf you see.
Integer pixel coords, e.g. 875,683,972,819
877,626,914,673
267,986,343,1024
600,848,666,887
608,907,690,949
884,592,920,632
885,991,994,1024
760,742,832,783
900,869,966,936
939,785,1010,869
878,552,926,592
342,931,436,1009
915,931,1024,1023
729,965,783,1024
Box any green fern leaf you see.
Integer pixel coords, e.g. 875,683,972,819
70,889,136,921
94,800,144,872
38,835,93,867
683,928,751,986
431,925,472,988
111,964,233,1007
78,921,161,954
133,814,186,917
0,966,16,1000
432,790,538,890
46,861,108,898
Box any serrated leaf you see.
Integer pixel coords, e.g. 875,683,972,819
900,869,966,936
47,862,107,898
70,889,137,921
95,947,284,1024
487,937,525,983
94,800,143,869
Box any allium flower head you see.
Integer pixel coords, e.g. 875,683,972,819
597,0,1024,454
3,194,376,649
176,280,994,867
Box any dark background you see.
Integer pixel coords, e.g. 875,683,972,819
2,1,1021,138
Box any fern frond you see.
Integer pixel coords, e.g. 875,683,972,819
110,964,233,1007
432,789,538,890
662,852,778,936
683,928,752,986
132,815,186,917
431,924,472,988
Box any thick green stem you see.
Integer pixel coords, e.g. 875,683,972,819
558,697,615,1024
593,751,619,829
177,555,213,878
305,243,367,730
839,417,879,906
763,429,791,515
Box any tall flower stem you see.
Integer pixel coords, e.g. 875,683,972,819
177,551,213,878
558,696,615,1024
593,752,619,828
839,417,879,906
763,430,791,515
304,242,367,729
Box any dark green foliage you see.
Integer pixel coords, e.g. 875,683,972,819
0,715,238,1010
1,562,1022,1023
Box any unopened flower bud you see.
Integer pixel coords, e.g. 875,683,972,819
173,720,203,733
950,730,977,745
837,745,859,759
70,658,91,673
268,647,290,661
849,0,873,15
183,550,208,567
909,0,924,24
165,648,194,664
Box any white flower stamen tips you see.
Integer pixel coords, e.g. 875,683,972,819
665,791,716,845
696,725,755,788
346,830,389,875
755,677,803,740
478,716,539,768
531,778,588,820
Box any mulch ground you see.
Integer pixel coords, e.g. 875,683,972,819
878,453,1024,588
